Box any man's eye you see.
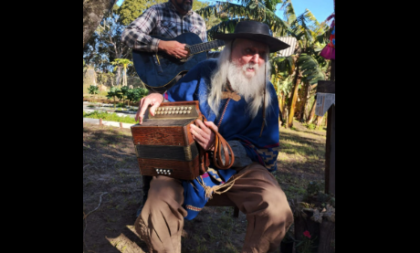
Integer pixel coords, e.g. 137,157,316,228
245,48,252,53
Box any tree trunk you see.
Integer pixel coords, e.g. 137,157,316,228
123,66,128,86
83,0,117,48
279,91,285,116
278,91,285,126
316,115,324,128
296,82,309,122
302,83,316,122
283,107,289,128
306,98,317,124
110,76,114,87
115,66,122,86
287,67,302,128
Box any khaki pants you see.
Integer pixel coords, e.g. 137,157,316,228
134,163,293,253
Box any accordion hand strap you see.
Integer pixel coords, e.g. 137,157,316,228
212,130,234,170
197,116,234,173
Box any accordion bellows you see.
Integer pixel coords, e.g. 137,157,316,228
131,101,207,180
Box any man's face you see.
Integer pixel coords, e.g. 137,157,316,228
175,0,193,12
230,39,267,78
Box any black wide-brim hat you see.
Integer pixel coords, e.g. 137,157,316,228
213,20,290,53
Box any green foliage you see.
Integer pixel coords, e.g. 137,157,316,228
198,1,290,39
88,85,99,95
127,87,149,103
106,86,123,108
297,53,325,84
117,0,155,26
304,123,316,130
118,0,210,26
83,110,137,124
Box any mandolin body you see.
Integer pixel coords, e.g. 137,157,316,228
132,33,207,93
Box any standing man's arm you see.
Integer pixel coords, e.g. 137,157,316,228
121,7,188,58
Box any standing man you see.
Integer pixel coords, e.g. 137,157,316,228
122,0,207,60
122,0,208,217
134,21,293,253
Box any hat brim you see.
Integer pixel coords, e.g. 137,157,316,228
213,32,290,53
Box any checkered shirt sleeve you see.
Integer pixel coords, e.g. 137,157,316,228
122,2,208,53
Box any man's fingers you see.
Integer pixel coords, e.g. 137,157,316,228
190,124,209,143
149,103,160,116
204,121,218,133
195,119,211,135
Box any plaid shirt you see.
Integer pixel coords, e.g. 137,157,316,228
122,1,207,52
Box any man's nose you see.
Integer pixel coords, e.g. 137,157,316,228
250,53,260,63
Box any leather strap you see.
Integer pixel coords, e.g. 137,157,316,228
196,115,234,174
212,129,234,169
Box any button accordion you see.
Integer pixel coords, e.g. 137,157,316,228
131,101,209,180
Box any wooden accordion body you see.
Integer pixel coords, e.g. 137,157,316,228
131,101,208,180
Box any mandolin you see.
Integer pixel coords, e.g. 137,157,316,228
132,32,225,93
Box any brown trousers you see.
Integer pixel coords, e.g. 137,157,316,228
134,163,293,253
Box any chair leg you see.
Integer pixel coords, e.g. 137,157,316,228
233,206,239,218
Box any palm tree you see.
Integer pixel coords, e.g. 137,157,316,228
88,85,99,102
110,58,133,87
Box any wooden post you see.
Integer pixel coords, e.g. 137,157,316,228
317,80,335,196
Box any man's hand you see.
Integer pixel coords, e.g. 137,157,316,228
135,93,164,124
158,40,188,59
190,120,218,151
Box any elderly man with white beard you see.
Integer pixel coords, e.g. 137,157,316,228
134,21,293,253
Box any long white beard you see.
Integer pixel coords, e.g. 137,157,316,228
227,62,269,119
208,50,271,119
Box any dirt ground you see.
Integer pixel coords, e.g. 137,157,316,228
83,122,326,253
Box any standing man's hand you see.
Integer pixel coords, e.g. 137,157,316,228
158,40,188,59
135,93,164,124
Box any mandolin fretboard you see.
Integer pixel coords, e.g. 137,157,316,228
189,40,225,55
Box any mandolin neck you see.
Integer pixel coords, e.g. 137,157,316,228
188,40,225,55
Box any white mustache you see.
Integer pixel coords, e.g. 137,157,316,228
242,63,259,72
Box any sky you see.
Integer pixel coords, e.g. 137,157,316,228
116,0,334,23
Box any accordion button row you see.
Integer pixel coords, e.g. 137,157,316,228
155,168,172,175
156,110,191,115
157,106,193,111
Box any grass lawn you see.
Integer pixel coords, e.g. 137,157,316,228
83,110,137,124
83,120,326,252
